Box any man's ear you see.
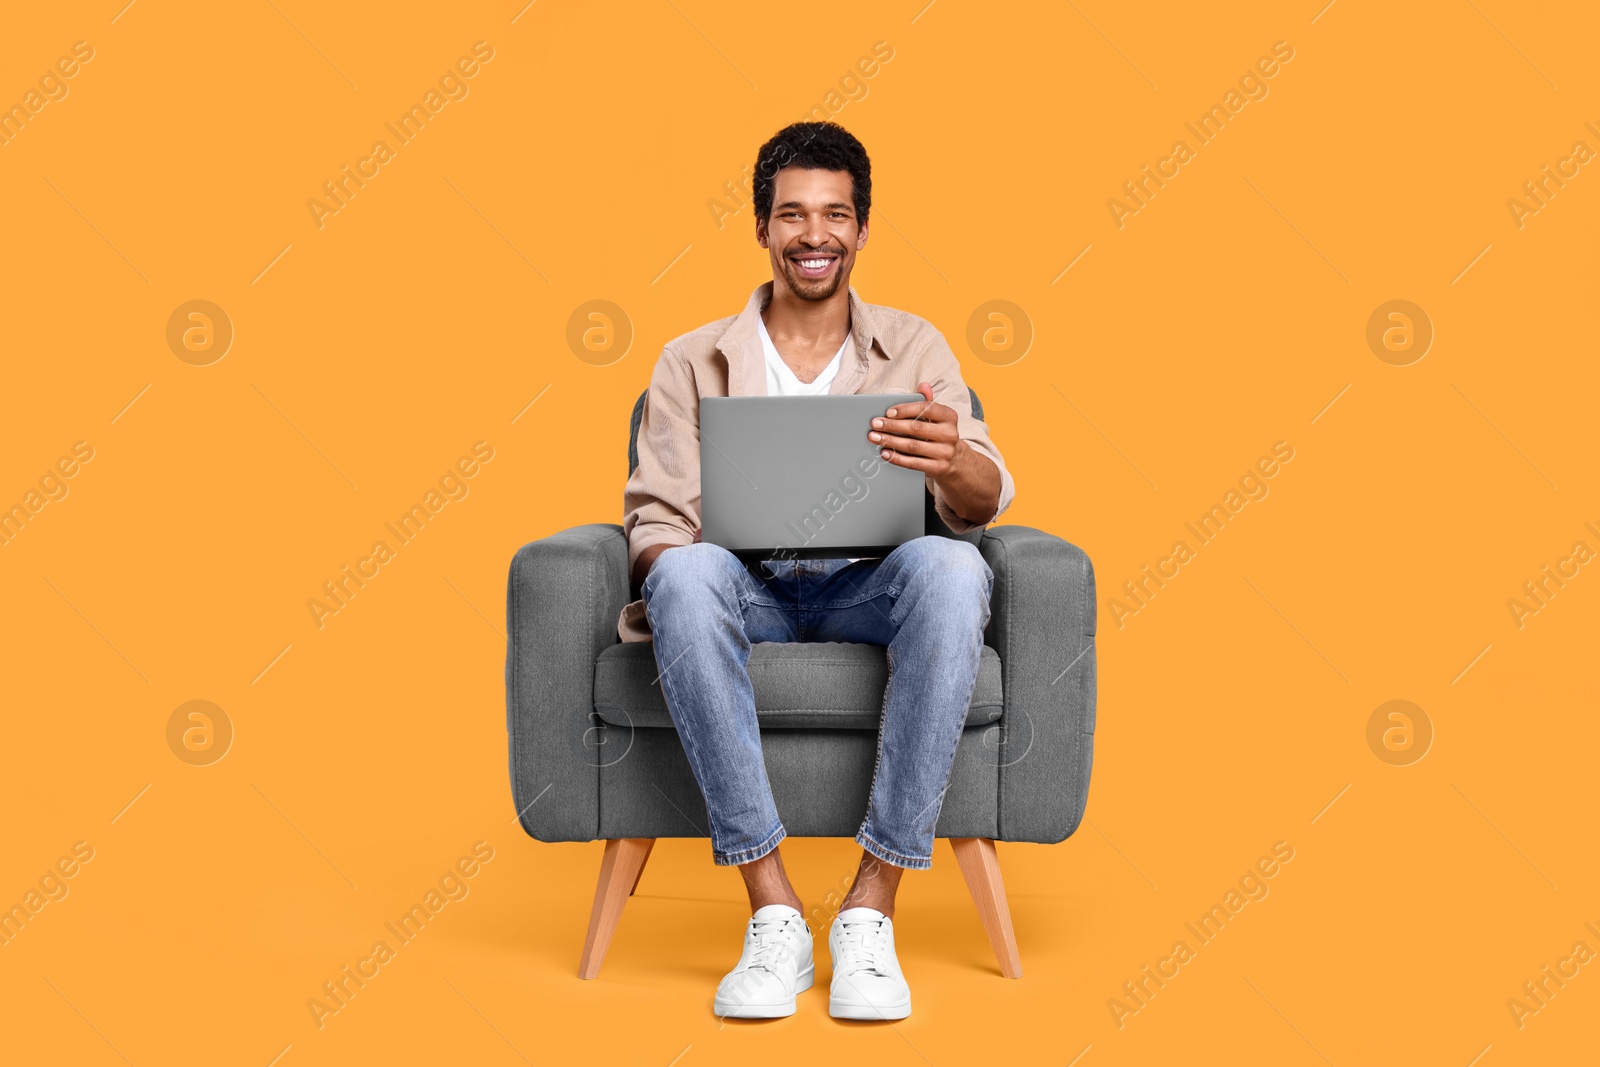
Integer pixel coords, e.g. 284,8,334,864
856,222,868,250
756,216,769,249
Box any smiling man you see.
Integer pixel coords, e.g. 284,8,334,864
620,121,1015,1020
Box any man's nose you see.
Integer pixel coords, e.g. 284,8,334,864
802,215,828,246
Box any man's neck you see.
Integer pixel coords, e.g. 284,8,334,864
761,282,851,350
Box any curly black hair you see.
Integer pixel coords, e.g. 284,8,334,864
751,122,872,229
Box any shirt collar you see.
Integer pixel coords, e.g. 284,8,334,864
720,280,893,362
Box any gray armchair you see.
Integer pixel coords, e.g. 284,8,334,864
506,388,1097,979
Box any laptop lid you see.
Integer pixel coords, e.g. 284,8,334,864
700,393,926,560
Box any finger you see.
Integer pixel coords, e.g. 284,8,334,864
878,447,940,472
885,378,946,418
902,382,937,420
875,434,955,459
871,430,955,457
872,413,957,439
885,395,938,421
884,404,957,427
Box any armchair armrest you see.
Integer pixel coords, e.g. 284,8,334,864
979,525,1097,843
505,523,630,842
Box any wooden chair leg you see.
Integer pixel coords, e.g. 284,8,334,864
578,838,654,980
950,837,1023,978
629,839,655,896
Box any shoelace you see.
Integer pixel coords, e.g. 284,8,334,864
834,918,891,977
743,918,801,974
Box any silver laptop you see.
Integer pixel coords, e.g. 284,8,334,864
700,394,926,560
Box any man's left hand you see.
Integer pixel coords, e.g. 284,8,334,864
868,381,968,477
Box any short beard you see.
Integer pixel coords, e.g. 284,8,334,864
777,255,846,302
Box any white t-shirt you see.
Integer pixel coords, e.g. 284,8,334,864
759,313,847,396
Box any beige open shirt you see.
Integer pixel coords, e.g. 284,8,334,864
618,281,1016,642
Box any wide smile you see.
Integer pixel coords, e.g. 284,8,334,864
788,252,839,279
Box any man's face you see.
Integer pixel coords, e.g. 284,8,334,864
757,167,868,302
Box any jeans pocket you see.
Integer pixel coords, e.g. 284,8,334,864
741,586,783,609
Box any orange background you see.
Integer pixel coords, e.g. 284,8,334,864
3,1,1597,1063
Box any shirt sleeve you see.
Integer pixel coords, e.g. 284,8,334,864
622,342,701,575
915,330,1016,533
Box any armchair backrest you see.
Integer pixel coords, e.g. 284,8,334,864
627,387,988,545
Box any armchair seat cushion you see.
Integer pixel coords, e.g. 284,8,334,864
593,641,1005,730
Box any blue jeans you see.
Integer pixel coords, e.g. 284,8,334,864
641,536,994,871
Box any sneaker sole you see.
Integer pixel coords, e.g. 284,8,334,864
828,997,911,1021
714,965,814,1019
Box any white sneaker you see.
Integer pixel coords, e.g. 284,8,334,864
712,904,814,1018
828,907,912,1020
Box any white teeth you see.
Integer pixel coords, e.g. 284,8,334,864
797,258,831,269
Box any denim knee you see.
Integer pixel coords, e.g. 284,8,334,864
641,542,745,605
899,537,992,591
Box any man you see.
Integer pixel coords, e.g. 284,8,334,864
619,122,1015,1020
